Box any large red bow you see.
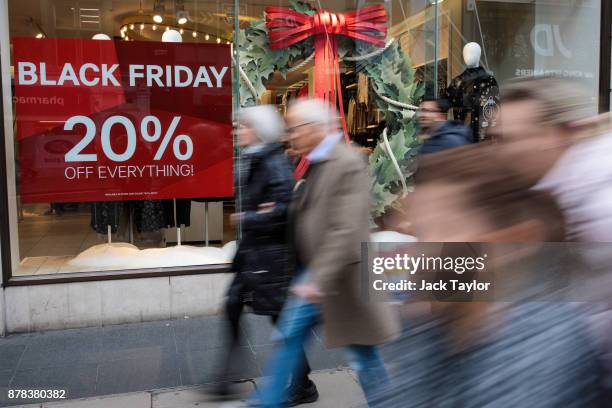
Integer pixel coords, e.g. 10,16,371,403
266,5,387,144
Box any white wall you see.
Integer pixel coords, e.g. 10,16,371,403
4,273,233,333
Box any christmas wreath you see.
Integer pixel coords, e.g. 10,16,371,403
236,0,424,220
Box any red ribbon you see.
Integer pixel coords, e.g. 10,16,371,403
266,4,387,145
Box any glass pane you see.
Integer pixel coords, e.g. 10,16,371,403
233,0,438,222
6,0,238,276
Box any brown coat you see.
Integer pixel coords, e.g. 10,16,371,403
291,141,400,348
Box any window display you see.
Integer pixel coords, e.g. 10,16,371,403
6,0,238,277
0,0,604,282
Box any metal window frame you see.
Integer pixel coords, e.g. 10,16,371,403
599,0,611,113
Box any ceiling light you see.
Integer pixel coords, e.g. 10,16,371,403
216,37,221,44
92,33,111,40
192,31,197,38
177,11,188,25
162,29,182,43
165,26,170,31
175,0,188,24
140,23,145,30
152,25,157,30
205,34,209,41
179,28,184,34
153,0,164,23
35,33,44,39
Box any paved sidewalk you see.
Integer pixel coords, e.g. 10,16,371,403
0,315,348,407
13,369,366,408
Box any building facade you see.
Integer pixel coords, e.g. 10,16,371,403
0,0,608,334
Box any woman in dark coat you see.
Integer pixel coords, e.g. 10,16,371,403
214,106,318,405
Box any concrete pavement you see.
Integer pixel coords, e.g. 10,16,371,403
14,369,366,408
0,314,348,407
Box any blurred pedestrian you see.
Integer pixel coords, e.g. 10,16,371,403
252,98,400,407
497,76,612,403
497,77,612,241
213,105,317,403
374,144,604,407
417,97,472,155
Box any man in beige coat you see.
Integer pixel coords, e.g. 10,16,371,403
254,98,399,408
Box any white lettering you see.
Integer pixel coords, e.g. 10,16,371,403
129,64,144,86
17,62,37,85
79,63,100,86
101,64,120,86
146,65,164,87
174,66,193,87
40,63,57,86
210,66,228,88
193,66,213,87
57,63,79,86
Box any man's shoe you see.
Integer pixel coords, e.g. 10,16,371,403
285,380,319,406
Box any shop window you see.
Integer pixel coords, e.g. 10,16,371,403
4,0,238,277
3,0,600,280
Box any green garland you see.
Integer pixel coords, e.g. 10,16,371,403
237,0,424,219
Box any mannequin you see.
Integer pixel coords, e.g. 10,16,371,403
446,42,499,142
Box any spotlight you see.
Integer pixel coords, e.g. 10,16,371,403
35,33,44,39
130,24,134,30
165,26,170,31
179,28,184,34
192,31,197,38
177,12,188,25
152,24,157,30
216,37,221,44
205,34,209,40
140,23,145,30
153,0,164,23
175,0,188,24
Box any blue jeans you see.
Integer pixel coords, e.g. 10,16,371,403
254,296,389,407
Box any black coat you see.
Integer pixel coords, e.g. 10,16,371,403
229,143,295,315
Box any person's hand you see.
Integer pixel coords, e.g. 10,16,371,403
230,212,244,226
291,283,323,303
257,202,276,214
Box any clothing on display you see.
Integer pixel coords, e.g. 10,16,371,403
90,202,123,234
162,199,191,228
347,97,368,136
133,200,165,233
357,73,369,105
446,66,499,143
133,199,192,232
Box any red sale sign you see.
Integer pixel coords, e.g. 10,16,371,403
13,38,233,203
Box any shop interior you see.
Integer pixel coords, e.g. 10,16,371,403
7,0,580,277
4,0,471,276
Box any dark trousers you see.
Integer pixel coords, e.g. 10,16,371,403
220,291,312,388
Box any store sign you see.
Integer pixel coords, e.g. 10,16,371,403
13,38,233,203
